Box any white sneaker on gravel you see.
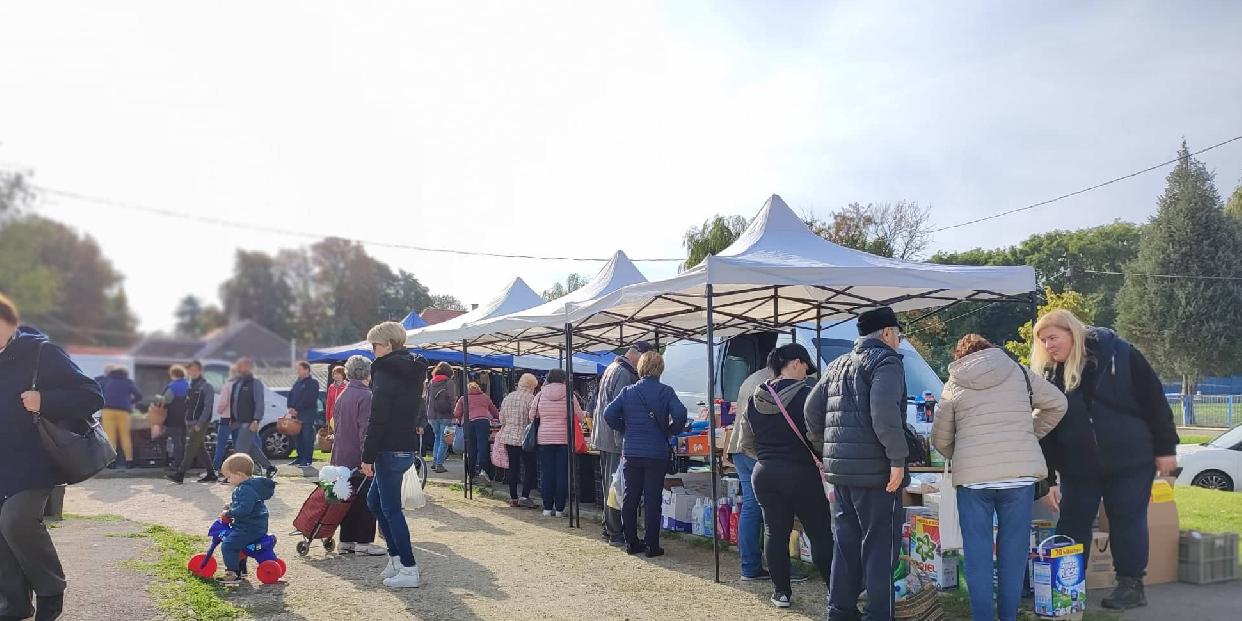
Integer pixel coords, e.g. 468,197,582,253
556,511,567,518
338,542,356,554
380,556,401,580
383,564,422,589
542,510,554,517
358,544,387,556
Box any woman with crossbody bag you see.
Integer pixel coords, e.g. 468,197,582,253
738,343,832,610
603,351,688,557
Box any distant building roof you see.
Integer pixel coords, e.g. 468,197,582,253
420,308,466,325
126,320,293,367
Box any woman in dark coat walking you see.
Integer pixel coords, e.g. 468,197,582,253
1032,309,1179,610
0,292,104,620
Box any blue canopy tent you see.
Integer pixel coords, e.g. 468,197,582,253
305,341,510,367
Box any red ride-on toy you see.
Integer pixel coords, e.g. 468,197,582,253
187,514,287,584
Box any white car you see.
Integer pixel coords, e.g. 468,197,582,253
1176,424,1242,491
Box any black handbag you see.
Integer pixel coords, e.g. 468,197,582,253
30,342,117,484
521,393,541,453
903,422,927,465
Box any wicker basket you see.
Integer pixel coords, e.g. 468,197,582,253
895,561,945,621
276,416,303,436
316,428,334,452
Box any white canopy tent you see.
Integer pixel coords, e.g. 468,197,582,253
438,194,1038,578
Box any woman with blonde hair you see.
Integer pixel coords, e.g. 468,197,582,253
1032,309,1178,610
933,334,1066,621
497,373,539,507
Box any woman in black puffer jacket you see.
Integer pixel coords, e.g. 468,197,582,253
1,292,103,621
1032,309,1178,611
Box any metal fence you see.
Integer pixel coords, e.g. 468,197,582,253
1167,394,1240,428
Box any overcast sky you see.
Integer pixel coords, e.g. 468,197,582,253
2,1,1241,335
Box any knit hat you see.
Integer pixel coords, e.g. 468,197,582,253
857,307,902,336
630,341,653,354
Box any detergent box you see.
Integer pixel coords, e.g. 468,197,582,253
909,515,959,589
1032,538,1086,619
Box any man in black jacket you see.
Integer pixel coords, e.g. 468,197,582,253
805,307,909,621
230,358,276,479
167,361,217,484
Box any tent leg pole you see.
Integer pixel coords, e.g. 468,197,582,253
816,308,823,371
654,329,661,350
706,284,720,583
565,323,578,529
462,340,471,500
1029,292,1038,328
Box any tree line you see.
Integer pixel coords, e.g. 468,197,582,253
681,141,1242,389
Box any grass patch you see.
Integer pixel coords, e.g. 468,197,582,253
1180,434,1216,445
128,525,244,621
1177,485,1242,556
64,513,124,522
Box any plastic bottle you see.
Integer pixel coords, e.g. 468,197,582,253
705,499,715,539
717,499,732,542
691,499,703,536
725,499,735,543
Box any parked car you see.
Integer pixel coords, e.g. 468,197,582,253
203,383,293,460
661,320,944,427
1175,424,1242,491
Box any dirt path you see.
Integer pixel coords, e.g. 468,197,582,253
50,517,159,621
65,474,825,620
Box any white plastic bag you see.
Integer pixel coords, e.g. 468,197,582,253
402,466,427,510
939,462,963,550
605,462,624,510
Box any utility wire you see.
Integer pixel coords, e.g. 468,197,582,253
1083,269,1242,281
27,185,685,263
930,135,1242,233
905,301,1002,337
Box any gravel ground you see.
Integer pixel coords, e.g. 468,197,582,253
64,473,828,620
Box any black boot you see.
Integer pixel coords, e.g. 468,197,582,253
165,472,184,484
1102,576,1147,610
35,594,64,621
197,471,218,483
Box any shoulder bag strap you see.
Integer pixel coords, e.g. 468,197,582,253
634,388,670,437
1014,358,1034,409
763,382,830,498
29,341,45,416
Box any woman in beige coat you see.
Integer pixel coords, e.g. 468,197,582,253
932,334,1067,621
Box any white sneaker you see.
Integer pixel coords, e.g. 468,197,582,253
359,544,388,556
383,564,422,588
380,556,401,580
338,542,356,554
542,510,554,517
556,511,567,518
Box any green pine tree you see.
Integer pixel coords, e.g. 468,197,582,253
1116,141,1242,390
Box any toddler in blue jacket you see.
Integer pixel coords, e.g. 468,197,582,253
218,453,277,585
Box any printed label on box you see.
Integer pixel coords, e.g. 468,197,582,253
1032,543,1086,618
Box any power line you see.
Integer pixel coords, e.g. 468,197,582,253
26,185,685,263
930,135,1242,233
1083,269,1242,281
905,301,1002,336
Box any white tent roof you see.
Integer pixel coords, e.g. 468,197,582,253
469,194,1036,353
440,251,649,353
405,277,545,347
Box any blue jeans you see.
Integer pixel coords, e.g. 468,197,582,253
366,451,417,567
212,421,239,471
466,418,491,477
294,410,317,465
538,444,569,512
431,420,452,466
957,484,1034,621
732,453,763,577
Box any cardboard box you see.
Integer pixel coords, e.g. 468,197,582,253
1085,532,1116,590
1032,541,1087,619
686,434,711,456
909,515,959,589
1097,478,1179,586
660,490,695,532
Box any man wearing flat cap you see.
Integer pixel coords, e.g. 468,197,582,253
590,341,651,545
805,306,909,621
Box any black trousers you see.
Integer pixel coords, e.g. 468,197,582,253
166,423,187,468
829,484,902,621
0,488,66,619
339,477,377,545
600,450,624,541
505,444,537,500
752,460,833,598
1057,465,1155,578
622,456,668,550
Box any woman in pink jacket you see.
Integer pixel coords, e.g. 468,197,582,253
453,381,499,486
528,369,584,517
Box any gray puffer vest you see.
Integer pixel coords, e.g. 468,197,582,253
819,338,906,488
